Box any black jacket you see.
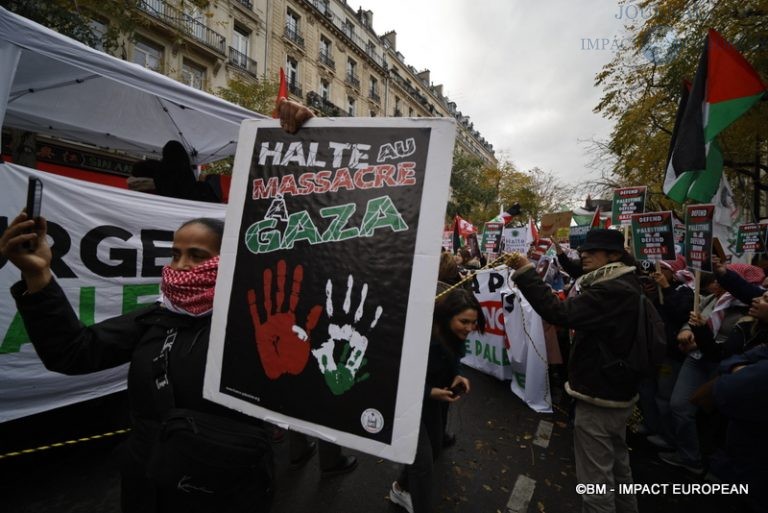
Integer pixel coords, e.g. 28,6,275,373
513,265,641,405
11,279,265,467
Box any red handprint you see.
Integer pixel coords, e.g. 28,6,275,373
248,260,322,379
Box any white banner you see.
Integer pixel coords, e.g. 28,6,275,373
461,268,515,380
503,283,552,413
461,267,551,412
0,164,224,422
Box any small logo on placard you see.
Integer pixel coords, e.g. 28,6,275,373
361,408,384,434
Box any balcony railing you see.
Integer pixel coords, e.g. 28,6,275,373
307,91,345,117
234,0,253,9
228,47,257,76
318,51,335,70
284,25,305,47
288,81,303,98
302,0,386,70
345,73,360,89
138,0,225,54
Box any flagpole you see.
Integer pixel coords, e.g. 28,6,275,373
693,269,701,314
655,260,664,305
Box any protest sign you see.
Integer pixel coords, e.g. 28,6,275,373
539,211,572,238
611,186,647,226
684,204,715,272
630,211,675,261
736,223,765,253
501,226,531,254
0,164,224,422
461,269,514,380
481,221,504,256
569,224,590,249
502,285,551,413
204,118,456,464
442,230,453,253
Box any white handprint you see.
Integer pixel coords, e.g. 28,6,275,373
312,274,382,395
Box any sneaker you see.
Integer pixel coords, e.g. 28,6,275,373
658,452,704,475
646,434,674,450
389,481,414,513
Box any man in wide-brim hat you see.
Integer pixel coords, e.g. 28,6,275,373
508,228,642,513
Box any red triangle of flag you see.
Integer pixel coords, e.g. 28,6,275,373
707,29,766,103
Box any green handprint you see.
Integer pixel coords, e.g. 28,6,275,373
318,341,370,395
312,275,382,395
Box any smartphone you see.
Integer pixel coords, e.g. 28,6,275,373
449,383,466,397
24,178,43,250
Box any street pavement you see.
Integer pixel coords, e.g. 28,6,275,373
1,366,752,513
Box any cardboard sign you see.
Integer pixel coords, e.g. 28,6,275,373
611,186,647,226
684,204,715,272
502,227,531,254
442,230,454,253
630,211,675,261
204,118,456,464
539,211,572,238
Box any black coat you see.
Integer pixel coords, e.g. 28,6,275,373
12,279,270,512
513,265,641,404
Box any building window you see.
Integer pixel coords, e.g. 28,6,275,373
320,79,330,101
342,18,354,38
182,3,205,42
394,96,402,116
409,107,414,117
319,35,334,67
231,26,250,68
132,38,163,72
347,96,355,116
285,9,302,44
345,58,358,87
286,56,301,95
369,76,379,100
181,60,206,90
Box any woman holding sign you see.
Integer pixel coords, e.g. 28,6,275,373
388,284,484,513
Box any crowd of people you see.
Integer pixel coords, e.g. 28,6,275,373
2,97,765,513
505,229,767,513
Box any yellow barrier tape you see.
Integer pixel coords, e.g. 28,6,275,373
0,428,131,460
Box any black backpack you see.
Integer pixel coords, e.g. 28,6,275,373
599,281,667,383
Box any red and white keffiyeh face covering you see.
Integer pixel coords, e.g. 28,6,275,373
160,256,219,316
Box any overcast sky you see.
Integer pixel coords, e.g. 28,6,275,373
356,0,640,189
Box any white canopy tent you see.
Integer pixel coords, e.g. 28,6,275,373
0,6,266,164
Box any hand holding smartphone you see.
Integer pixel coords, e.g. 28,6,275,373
24,178,43,250
449,382,466,397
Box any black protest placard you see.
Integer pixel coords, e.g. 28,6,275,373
611,186,647,226
684,204,715,272
736,223,765,253
205,119,455,463
630,211,675,261
482,222,504,255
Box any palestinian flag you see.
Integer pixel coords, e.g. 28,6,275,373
663,29,766,203
453,215,476,253
489,202,522,225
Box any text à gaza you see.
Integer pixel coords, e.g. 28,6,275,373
244,196,408,254
252,163,416,200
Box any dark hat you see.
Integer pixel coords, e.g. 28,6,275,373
577,228,625,253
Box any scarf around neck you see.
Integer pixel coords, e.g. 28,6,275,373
575,262,635,290
160,256,219,316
